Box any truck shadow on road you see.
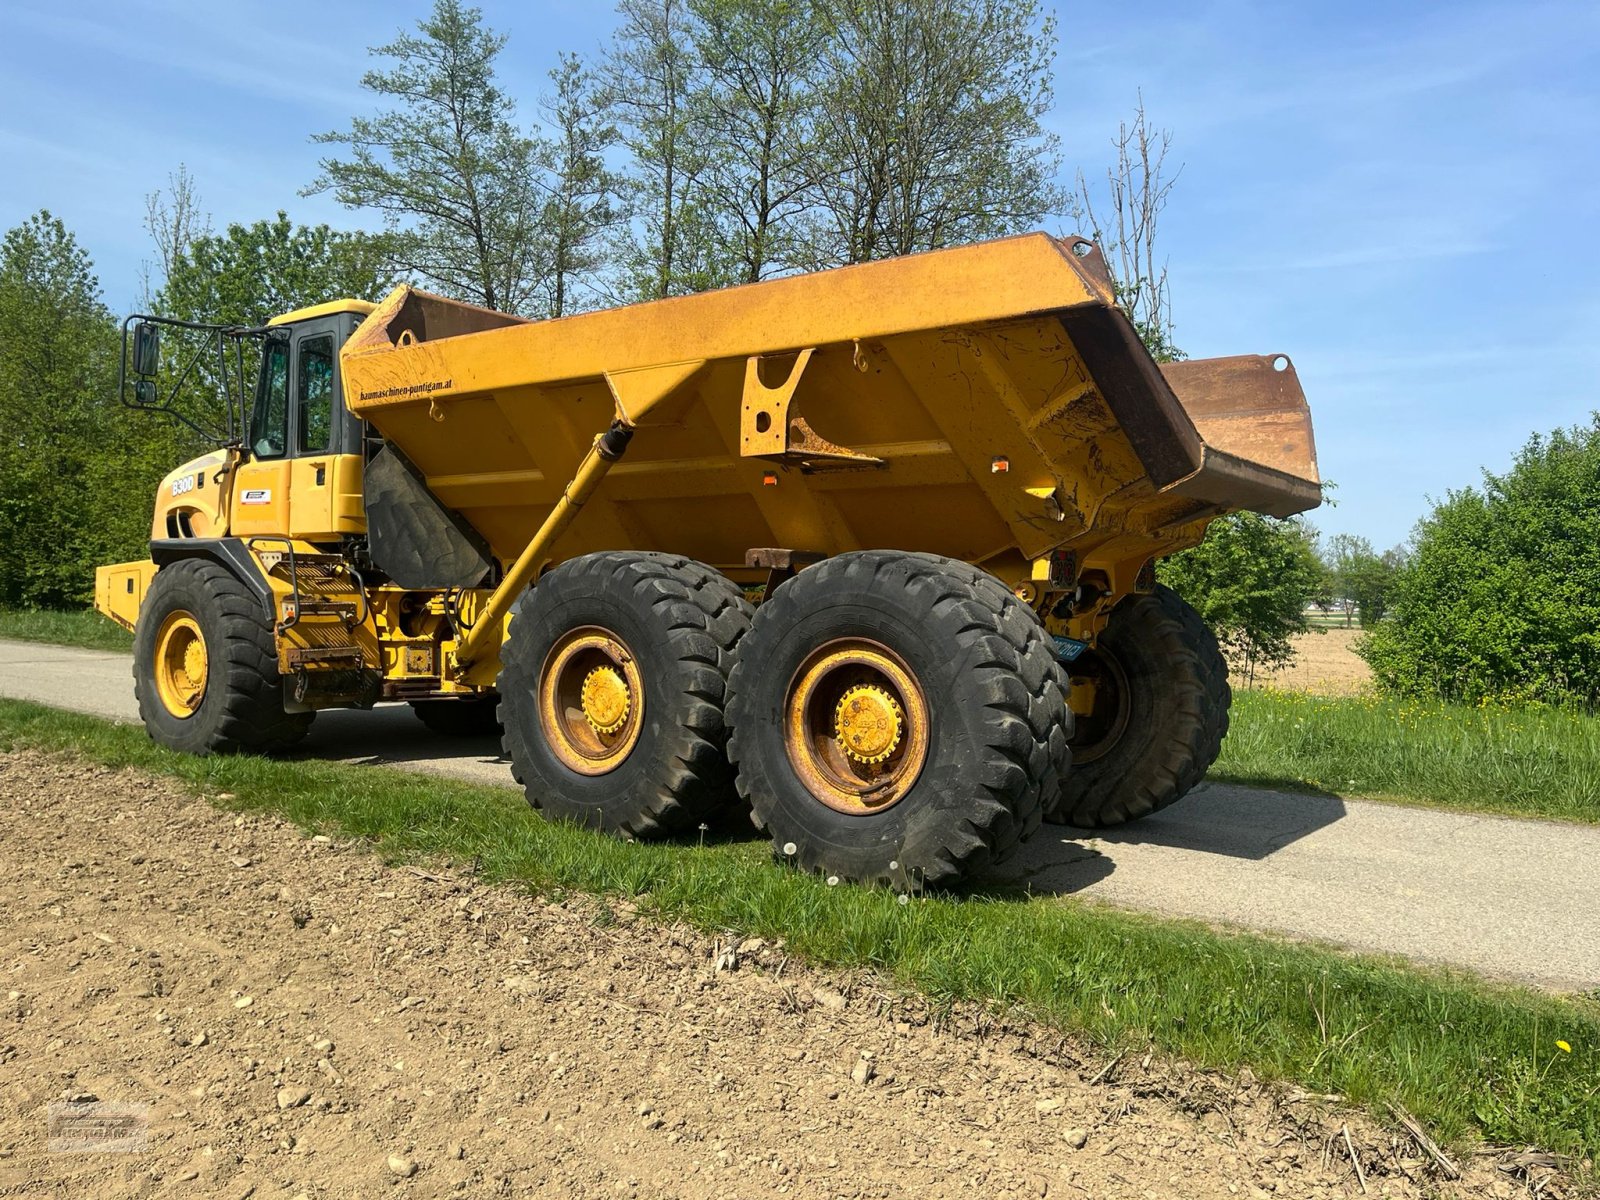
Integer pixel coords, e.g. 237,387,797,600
987,782,1348,897
294,709,1348,899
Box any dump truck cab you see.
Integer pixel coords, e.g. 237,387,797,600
138,301,374,550
226,300,374,545
97,232,1318,890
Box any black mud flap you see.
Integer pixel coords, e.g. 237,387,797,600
363,445,495,589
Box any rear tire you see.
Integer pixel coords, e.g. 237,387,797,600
410,697,502,737
1052,584,1229,827
499,552,752,838
133,558,313,755
725,551,1071,888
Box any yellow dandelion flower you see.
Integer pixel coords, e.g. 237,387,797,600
1556,1040,1572,1053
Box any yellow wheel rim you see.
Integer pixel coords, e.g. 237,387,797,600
153,610,208,718
538,627,644,776
784,639,929,815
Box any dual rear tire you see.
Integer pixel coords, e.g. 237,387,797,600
499,549,1072,886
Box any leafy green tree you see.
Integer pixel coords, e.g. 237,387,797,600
149,212,394,440
603,0,732,299
1325,533,1401,628
307,0,543,313
157,212,394,327
1361,419,1600,706
807,0,1066,265
0,212,145,606
1158,513,1323,684
538,53,623,316
688,0,828,282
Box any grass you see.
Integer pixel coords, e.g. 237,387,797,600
0,607,131,652
0,697,1596,1167
1217,689,1600,824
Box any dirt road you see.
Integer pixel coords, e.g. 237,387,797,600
4,639,1600,992
0,749,1524,1198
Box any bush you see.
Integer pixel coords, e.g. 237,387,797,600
1157,512,1322,683
1361,418,1600,706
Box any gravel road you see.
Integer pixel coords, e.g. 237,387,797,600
4,638,1598,992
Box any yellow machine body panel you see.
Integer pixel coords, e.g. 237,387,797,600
285,454,365,541
149,450,233,541
340,233,1319,598
94,559,157,632
227,459,292,539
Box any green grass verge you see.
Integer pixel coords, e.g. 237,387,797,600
0,698,1595,1164
0,608,132,652
1216,689,1600,825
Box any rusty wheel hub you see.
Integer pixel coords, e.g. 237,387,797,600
538,627,644,775
784,639,928,815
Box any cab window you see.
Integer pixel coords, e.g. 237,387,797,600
297,334,335,454
251,339,290,459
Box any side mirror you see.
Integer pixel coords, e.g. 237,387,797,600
134,380,159,406
132,322,161,377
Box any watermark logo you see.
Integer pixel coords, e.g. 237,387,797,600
47,1100,150,1154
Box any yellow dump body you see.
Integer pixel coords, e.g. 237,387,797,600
341,233,1318,593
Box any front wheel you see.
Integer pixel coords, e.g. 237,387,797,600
726,551,1071,888
1051,584,1230,827
133,558,313,755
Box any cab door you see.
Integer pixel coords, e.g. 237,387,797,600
229,336,293,538
230,317,367,543
287,326,361,541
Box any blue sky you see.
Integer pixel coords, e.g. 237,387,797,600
3,0,1597,550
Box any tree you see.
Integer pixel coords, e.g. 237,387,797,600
140,164,210,307
1072,96,1182,361
1361,419,1600,706
603,0,731,299
1325,533,1400,629
538,53,622,316
158,213,394,329
149,212,394,441
807,0,1066,266
1158,513,1323,684
688,0,828,282
307,0,543,313
0,213,135,606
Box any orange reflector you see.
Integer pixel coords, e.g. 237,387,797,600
762,471,778,487
991,456,1009,473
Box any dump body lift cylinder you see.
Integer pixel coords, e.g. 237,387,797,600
452,419,635,670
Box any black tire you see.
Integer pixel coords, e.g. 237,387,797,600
133,558,314,755
1052,584,1230,827
725,551,1071,888
499,552,752,838
409,697,503,737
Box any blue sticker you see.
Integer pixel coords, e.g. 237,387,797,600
1053,636,1090,663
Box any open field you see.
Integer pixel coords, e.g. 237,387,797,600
1236,627,1374,696
1,701,1595,1184
1214,690,1600,825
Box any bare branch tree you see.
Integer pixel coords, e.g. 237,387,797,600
140,164,209,307
808,0,1066,267
1072,95,1183,361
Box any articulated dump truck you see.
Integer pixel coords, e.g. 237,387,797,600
96,233,1319,888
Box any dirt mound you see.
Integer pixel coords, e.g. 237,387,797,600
0,750,1553,1198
